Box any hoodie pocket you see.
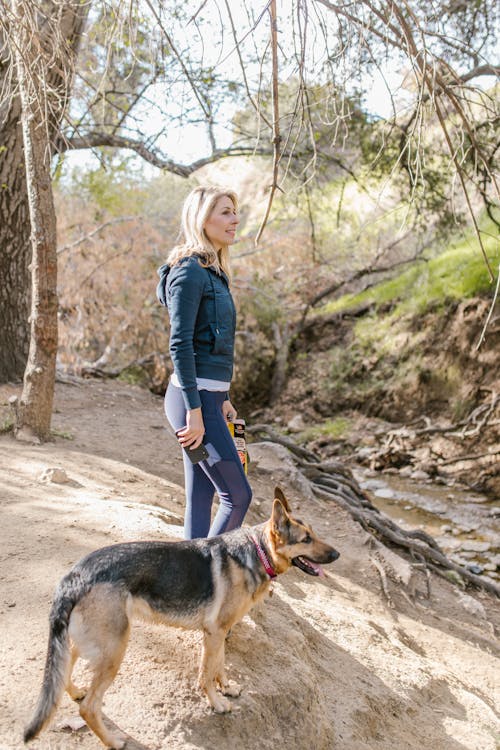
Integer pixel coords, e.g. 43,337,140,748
210,324,233,355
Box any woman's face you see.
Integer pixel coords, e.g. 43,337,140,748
204,196,239,248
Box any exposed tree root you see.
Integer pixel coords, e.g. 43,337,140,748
248,423,500,598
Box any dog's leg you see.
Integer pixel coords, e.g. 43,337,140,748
213,634,241,698
198,629,233,713
66,644,86,701
69,585,130,748
78,632,129,749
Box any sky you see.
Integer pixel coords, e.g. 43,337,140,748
61,0,496,177
61,61,413,178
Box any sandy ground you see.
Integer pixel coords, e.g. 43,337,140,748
0,379,499,750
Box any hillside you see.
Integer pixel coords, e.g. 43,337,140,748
264,225,500,498
0,378,499,750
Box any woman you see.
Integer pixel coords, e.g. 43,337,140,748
157,186,252,539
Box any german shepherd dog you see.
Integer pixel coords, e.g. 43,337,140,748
24,488,339,748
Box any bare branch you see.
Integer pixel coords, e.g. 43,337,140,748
57,217,142,255
142,0,211,120
223,0,272,131
57,131,273,176
476,263,500,350
255,0,282,244
299,233,432,328
460,63,500,83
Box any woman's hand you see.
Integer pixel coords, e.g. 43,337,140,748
222,400,237,423
176,407,205,449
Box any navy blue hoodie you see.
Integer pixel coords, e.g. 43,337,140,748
157,256,236,410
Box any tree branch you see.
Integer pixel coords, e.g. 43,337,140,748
255,0,282,244
302,235,431,318
460,63,500,83
57,216,141,255
57,132,273,176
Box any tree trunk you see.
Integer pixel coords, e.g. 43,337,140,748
0,40,31,382
11,3,57,439
7,0,88,439
269,320,292,406
0,1,88,385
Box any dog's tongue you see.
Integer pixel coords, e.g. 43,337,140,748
308,560,325,577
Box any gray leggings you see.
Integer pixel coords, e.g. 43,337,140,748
164,383,252,539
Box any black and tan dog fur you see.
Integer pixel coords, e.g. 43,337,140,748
24,487,339,749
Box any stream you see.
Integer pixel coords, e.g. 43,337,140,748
354,468,500,583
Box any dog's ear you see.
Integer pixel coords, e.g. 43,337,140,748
271,497,290,536
274,486,291,512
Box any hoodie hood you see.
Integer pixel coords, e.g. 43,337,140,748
156,263,171,306
156,256,229,308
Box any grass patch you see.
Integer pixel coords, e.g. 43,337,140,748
51,428,74,440
0,417,13,434
322,223,500,318
117,365,149,386
298,416,351,442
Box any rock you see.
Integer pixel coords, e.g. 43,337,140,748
39,467,72,485
57,715,87,732
248,442,316,502
483,563,497,572
411,469,430,481
286,414,306,432
450,554,469,567
459,540,491,553
417,462,435,475
465,563,484,576
465,495,489,505
439,537,461,550
15,427,41,445
361,478,386,491
457,592,486,619
373,488,397,500
399,466,413,477
356,447,375,460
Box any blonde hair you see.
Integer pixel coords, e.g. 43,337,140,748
167,186,238,277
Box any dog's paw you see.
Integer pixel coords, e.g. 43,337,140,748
220,680,242,698
210,695,232,714
109,731,127,749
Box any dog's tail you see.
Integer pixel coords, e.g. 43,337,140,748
23,591,75,743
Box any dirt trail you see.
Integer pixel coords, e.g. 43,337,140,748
0,380,499,750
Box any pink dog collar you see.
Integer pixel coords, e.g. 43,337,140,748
251,536,277,580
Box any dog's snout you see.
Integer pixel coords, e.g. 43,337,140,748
328,549,340,562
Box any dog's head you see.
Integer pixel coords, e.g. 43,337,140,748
267,487,340,576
